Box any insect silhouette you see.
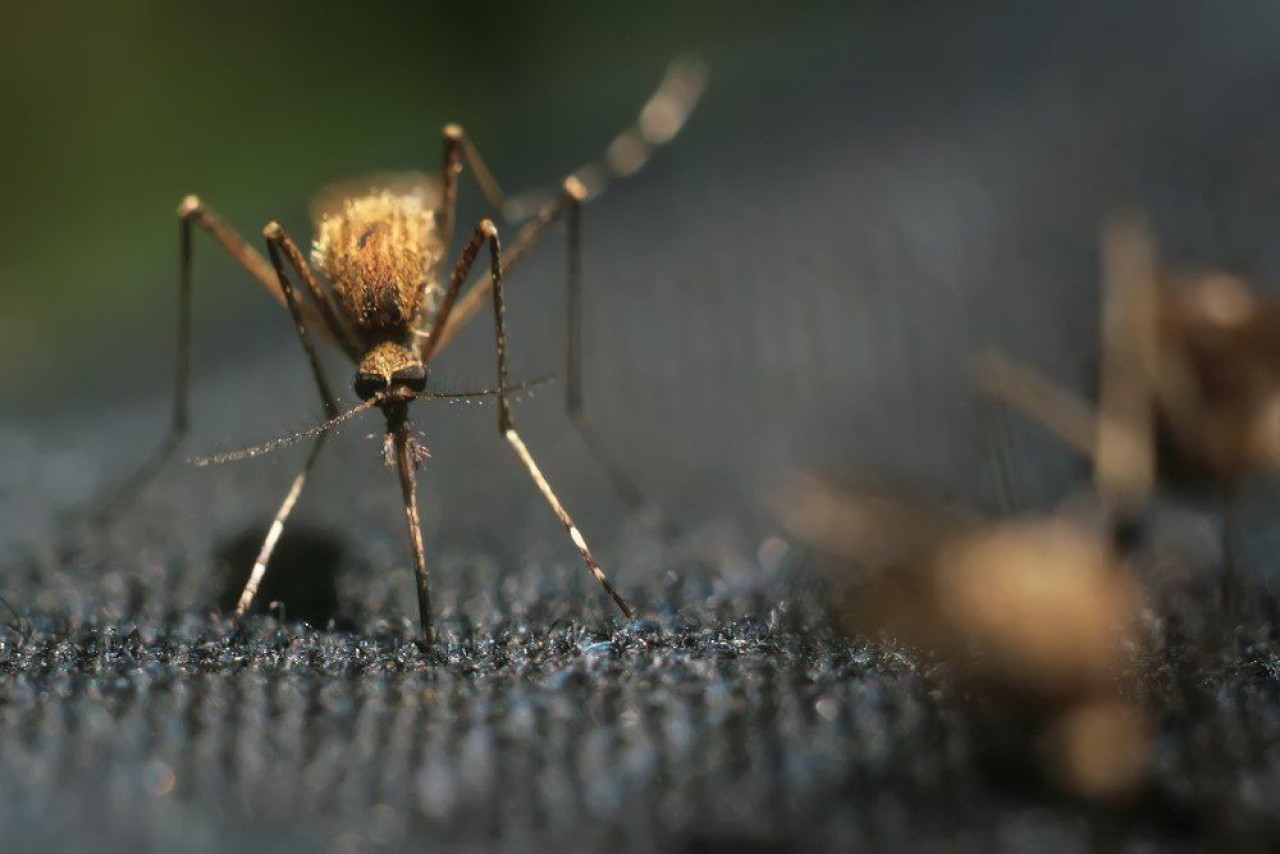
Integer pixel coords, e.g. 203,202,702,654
778,425,1152,801
974,213,1280,613
108,57,707,644
775,270,1171,801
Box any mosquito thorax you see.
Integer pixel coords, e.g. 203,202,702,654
354,340,426,401
311,189,445,334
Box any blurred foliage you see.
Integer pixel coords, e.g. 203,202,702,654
0,1,874,395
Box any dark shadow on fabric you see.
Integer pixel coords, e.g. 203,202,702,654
215,523,347,629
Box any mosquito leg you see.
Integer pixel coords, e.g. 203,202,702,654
235,437,328,616
264,222,341,420
421,219,631,614
96,197,342,521
417,124,481,334
1095,215,1158,531
432,146,671,349
429,174,610,363
232,223,342,618
92,200,202,519
444,56,708,225
271,225,363,360
483,221,632,618
422,156,579,356
437,125,464,262
92,412,183,523
504,425,633,619
427,56,707,354
563,183,643,506
428,183,579,355
424,179,644,508
970,351,1099,460
441,123,516,223
566,53,709,203
418,219,495,365
971,351,1156,552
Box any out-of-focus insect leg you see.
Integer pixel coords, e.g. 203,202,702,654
562,183,643,505
444,55,708,224
429,53,708,350
97,198,295,520
430,181,579,353
970,351,1099,460
435,220,632,617
232,223,342,618
488,224,632,617
427,178,643,505
1095,215,1158,536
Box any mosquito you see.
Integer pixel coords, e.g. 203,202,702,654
107,56,708,645
776,379,1153,802
780,474,1150,801
973,213,1280,614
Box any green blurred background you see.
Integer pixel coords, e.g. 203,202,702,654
0,1,873,403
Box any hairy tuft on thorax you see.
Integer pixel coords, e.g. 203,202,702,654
311,190,445,332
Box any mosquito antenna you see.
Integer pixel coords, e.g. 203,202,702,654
411,374,555,402
190,397,379,467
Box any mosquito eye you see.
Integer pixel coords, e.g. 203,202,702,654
392,364,427,391
353,374,386,401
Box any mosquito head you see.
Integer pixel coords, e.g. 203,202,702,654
355,340,426,402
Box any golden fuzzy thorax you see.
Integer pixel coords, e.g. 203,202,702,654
311,190,445,332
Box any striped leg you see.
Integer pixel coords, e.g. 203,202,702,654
233,222,341,618
480,221,632,617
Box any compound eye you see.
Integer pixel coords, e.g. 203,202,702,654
392,363,427,392
353,374,386,401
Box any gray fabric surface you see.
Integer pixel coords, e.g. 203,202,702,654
2,514,1279,852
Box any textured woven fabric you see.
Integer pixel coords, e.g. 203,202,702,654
3,520,1280,852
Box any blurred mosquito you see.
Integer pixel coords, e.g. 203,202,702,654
974,213,1280,614
106,56,708,644
777,395,1153,802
